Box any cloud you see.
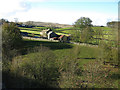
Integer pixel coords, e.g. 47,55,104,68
0,0,31,18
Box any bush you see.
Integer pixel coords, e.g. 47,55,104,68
10,46,59,88
82,60,118,88
58,46,84,88
99,40,118,65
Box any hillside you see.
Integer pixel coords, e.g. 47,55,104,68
22,21,73,28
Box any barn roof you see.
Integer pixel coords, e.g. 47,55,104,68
59,35,65,39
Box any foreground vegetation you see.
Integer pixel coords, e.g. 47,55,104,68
3,38,119,88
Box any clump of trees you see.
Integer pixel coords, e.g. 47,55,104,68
107,21,119,28
98,26,118,66
2,21,23,88
72,17,94,43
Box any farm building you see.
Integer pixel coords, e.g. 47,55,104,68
40,29,58,39
40,29,70,42
58,35,70,43
40,29,52,37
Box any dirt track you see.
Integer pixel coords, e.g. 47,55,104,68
23,36,59,42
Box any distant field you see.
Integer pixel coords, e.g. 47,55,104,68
19,26,117,45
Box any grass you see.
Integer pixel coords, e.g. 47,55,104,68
20,39,101,80
55,27,73,31
22,38,101,66
20,30,40,34
56,32,70,36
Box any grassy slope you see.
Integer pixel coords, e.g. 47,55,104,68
22,38,100,66
20,39,118,88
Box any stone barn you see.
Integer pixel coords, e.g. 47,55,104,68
47,31,58,39
40,29,52,37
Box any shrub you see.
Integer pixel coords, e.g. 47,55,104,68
82,60,118,88
99,40,118,65
10,46,59,88
58,46,84,88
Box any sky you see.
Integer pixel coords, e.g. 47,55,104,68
0,0,119,26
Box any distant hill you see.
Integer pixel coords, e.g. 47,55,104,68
22,21,73,28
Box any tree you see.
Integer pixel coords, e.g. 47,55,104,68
72,17,94,43
71,30,81,42
0,18,9,24
2,22,23,61
74,17,93,28
80,27,94,43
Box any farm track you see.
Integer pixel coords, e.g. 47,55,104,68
70,42,98,47
23,36,59,42
22,36,98,47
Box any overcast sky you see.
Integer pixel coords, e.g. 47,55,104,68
0,0,119,26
